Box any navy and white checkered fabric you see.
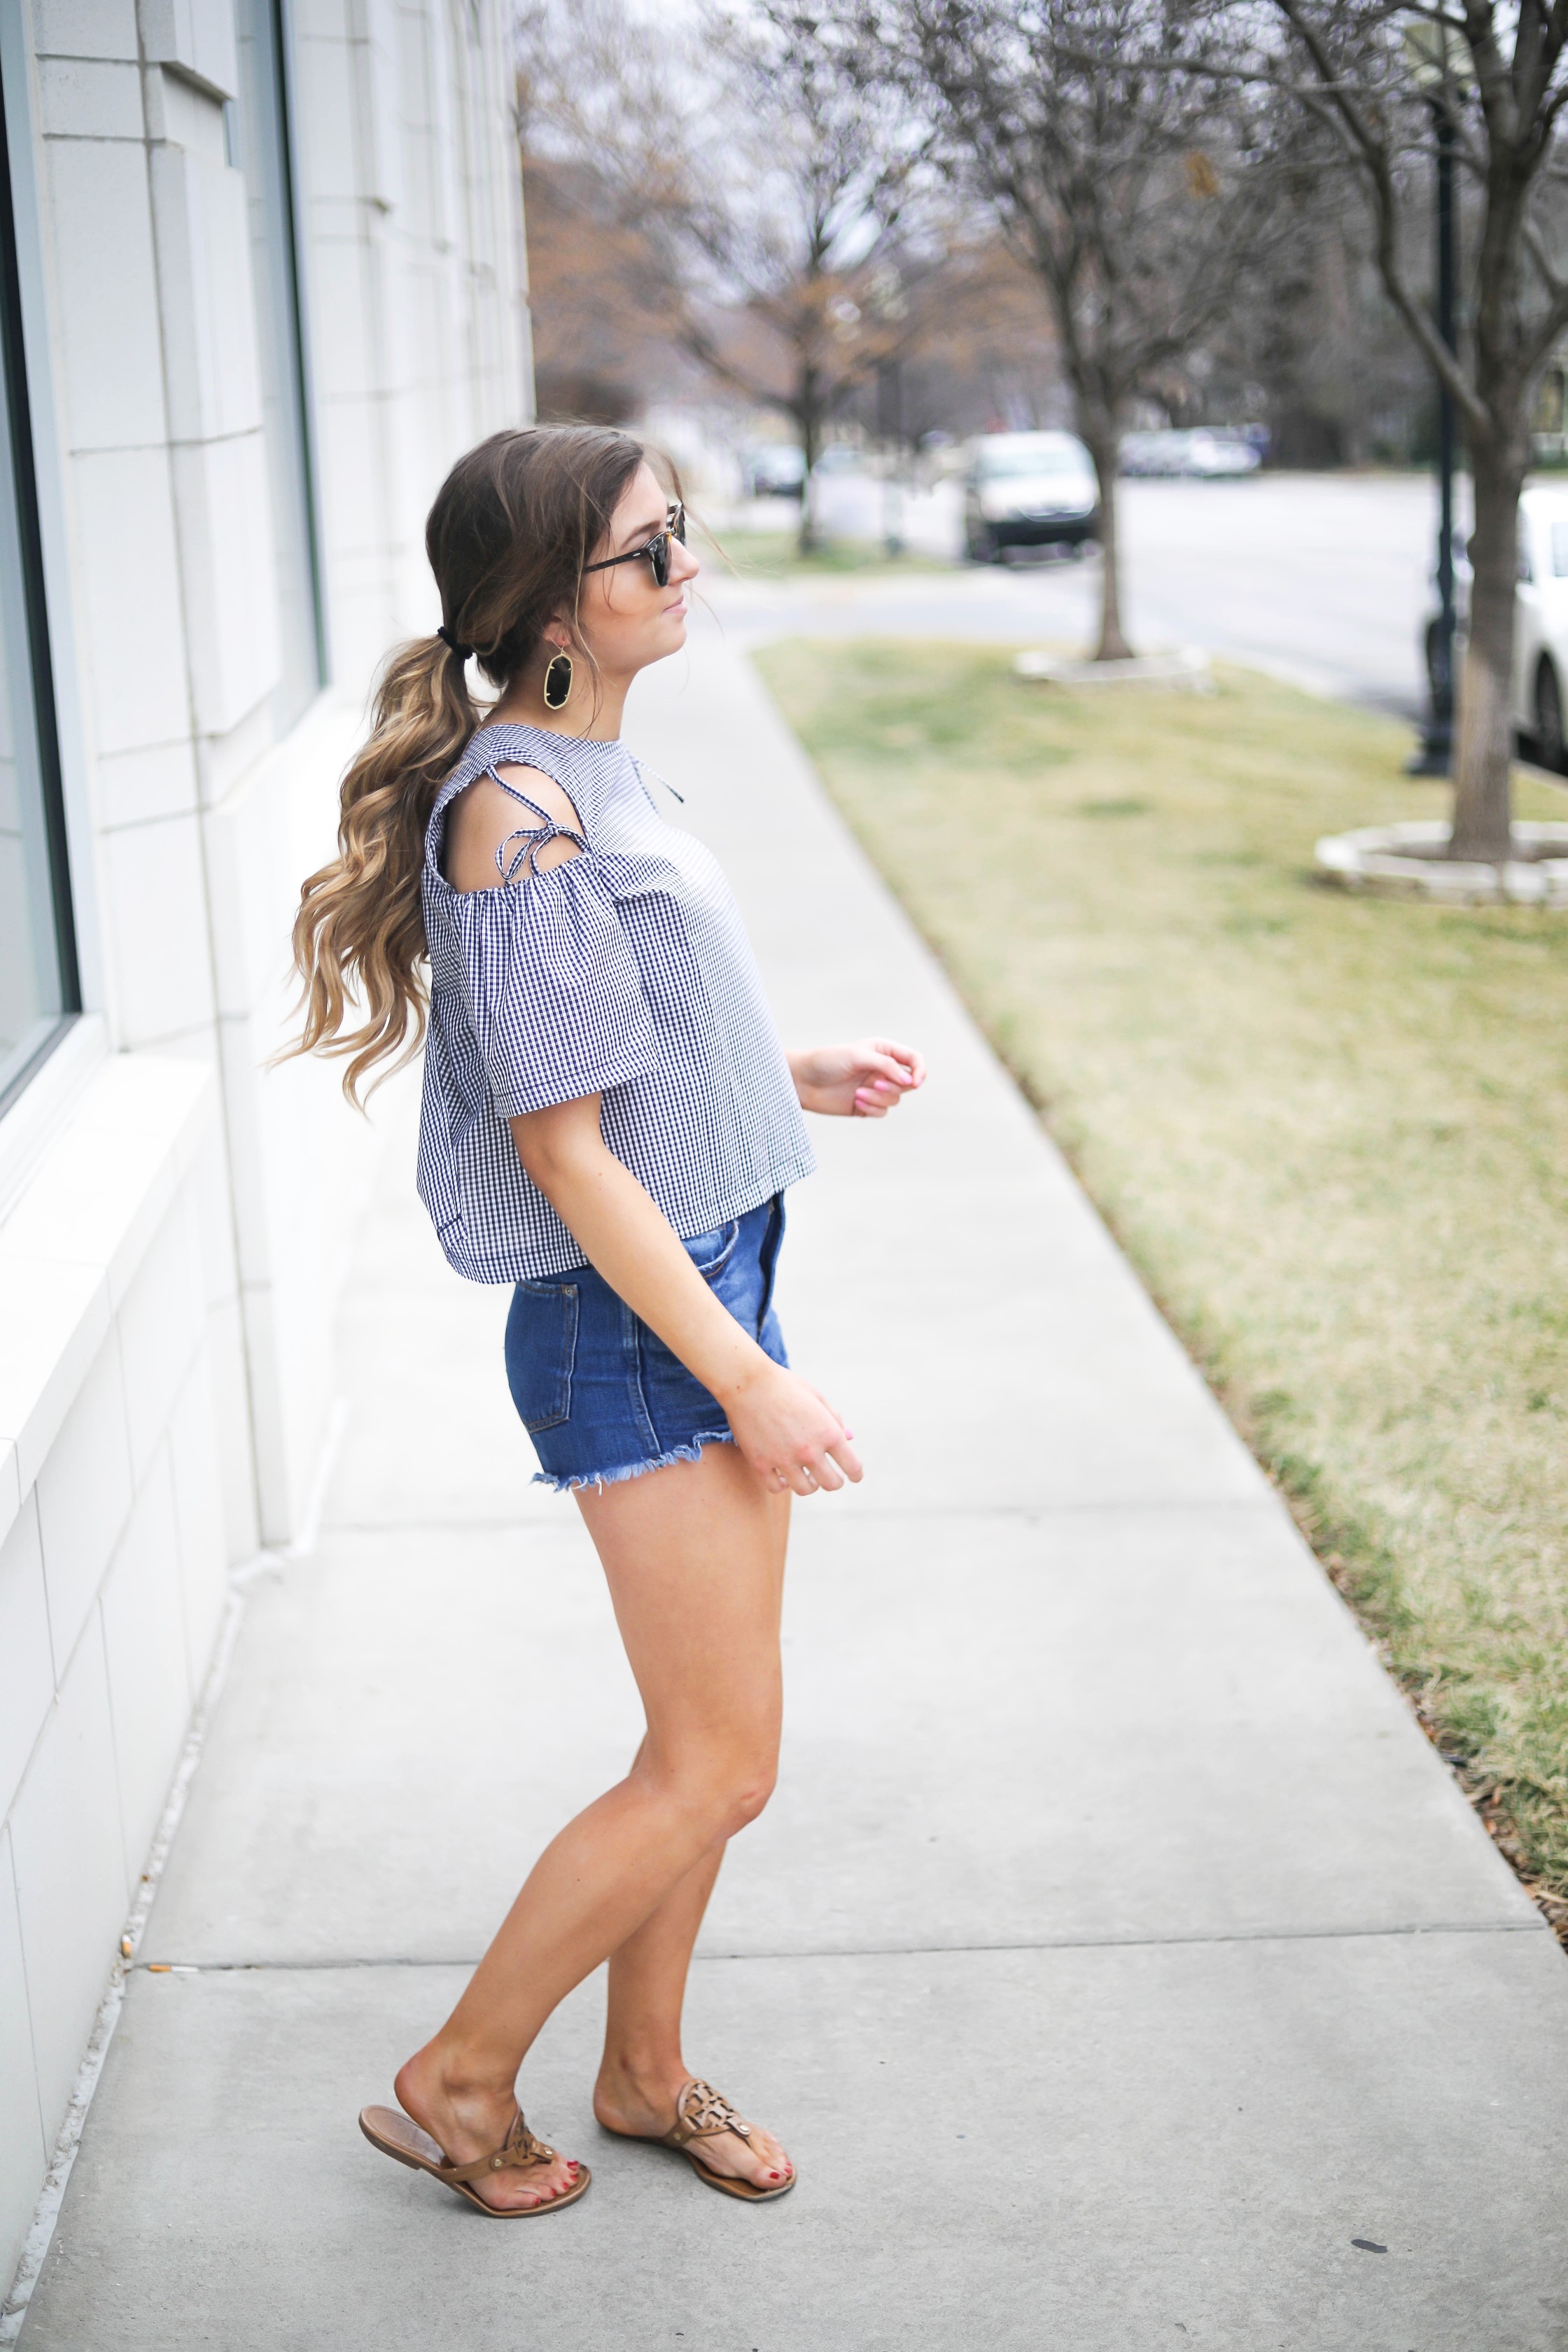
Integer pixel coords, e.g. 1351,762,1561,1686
416,721,816,1282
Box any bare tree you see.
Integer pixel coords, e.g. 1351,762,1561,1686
518,0,927,549
682,8,927,545
1196,171,1436,468
842,234,1068,446
858,0,1299,658
520,148,694,423
1208,4,1568,861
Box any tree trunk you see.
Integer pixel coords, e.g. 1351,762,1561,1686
1449,439,1522,862
1082,425,1132,661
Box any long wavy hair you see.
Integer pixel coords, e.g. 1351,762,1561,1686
283,424,647,1103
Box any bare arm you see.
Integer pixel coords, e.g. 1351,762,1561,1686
510,1095,860,1495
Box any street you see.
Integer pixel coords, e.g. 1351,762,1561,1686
718,470,1463,718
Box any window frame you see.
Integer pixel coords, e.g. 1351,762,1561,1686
0,29,80,1120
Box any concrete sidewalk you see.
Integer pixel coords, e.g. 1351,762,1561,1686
18,630,1568,2350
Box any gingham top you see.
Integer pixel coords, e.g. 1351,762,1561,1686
416,721,816,1282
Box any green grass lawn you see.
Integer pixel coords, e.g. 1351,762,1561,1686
757,637,1568,1924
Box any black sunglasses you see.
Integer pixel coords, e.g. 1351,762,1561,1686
582,502,687,590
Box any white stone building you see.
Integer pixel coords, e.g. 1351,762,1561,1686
0,0,529,2296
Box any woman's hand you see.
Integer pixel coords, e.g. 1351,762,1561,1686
722,1360,862,1496
788,1037,926,1119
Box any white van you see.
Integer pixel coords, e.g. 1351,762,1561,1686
1431,484,1568,765
1510,484,1568,766
963,431,1100,561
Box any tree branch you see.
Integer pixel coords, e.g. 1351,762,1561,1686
1267,0,1491,431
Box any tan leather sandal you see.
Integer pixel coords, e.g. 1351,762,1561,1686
358,2102,590,2218
612,2077,796,2202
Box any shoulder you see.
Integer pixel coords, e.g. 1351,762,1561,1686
442,762,585,893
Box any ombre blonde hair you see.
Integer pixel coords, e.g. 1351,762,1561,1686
284,424,646,1103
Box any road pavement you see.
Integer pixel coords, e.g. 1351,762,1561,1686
722,470,1460,718
15,623,1568,2351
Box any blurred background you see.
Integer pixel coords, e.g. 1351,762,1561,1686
512,0,1542,729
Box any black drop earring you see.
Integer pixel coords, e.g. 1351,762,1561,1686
543,649,574,710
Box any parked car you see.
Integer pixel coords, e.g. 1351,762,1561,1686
743,443,806,499
1118,431,1168,477
1119,428,1261,479
963,430,1099,561
1447,484,1568,768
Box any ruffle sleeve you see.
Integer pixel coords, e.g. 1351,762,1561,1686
449,857,659,1118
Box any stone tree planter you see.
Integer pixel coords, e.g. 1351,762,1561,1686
1315,819,1568,906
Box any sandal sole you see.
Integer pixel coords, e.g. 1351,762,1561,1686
359,2107,590,2218
599,2123,797,2202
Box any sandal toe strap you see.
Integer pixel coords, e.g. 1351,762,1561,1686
440,2110,556,2186
666,2078,752,2147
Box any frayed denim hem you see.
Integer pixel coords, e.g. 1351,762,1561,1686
531,1430,734,1496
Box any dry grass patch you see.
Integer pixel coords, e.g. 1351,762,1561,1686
757,636,1568,1918
692,524,954,579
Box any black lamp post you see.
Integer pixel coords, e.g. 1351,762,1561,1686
1410,88,1459,776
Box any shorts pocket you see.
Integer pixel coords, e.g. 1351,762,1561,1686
682,1220,741,1280
507,1281,579,1433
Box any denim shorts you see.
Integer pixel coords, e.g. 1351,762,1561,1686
503,1196,789,1493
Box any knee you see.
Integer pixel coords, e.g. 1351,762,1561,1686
662,1746,778,1842
721,1758,778,1836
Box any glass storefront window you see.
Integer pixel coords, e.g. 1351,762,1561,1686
0,56,78,1116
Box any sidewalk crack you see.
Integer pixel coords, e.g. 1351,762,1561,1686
136,1915,1545,1974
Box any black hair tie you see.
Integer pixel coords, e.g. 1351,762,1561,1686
436,624,475,661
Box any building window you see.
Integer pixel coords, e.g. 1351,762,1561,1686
0,54,78,1116
233,0,325,725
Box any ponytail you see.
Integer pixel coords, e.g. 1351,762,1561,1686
284,636,475,1105
281,424,648,1104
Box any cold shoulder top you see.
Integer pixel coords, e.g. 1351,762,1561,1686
415,720,816,1282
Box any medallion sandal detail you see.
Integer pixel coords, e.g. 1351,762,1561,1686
604,2078,797,2202
358,2103,590,2217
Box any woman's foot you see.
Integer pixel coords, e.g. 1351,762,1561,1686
594,2058,794,2192
395,2045,581,2212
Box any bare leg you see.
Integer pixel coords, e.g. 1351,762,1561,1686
603,1835,726,2071
395,1443,790,2208
591,1466,793,2190
591,1839,793,2188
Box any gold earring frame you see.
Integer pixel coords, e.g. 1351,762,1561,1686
543,648,573,710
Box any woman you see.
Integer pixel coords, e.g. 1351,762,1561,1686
288,426,923,2217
